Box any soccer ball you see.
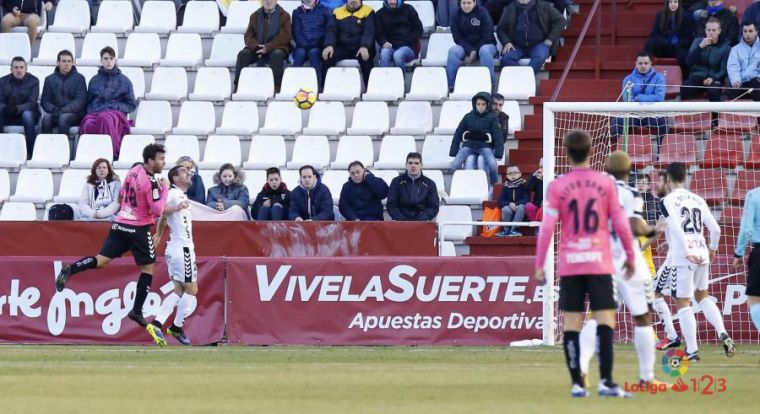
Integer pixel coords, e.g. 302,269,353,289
294,88,317,110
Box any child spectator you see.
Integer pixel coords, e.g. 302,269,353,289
449,92,504,185
525,162,543,222
252,167,291,220
636,173,658,223
497,165,529,236
206,163,251,219
338,161,389,221
78,158,121,221
289,165,335,221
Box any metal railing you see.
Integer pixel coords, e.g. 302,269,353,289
437,220,542,256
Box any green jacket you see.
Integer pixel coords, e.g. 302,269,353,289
686,37,731,81
449,92,504,159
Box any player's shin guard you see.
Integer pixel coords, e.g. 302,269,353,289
678,307,698,353
69,256,97,274
154,292,181,327
579,320,597,375
634,325,655,381
653,297,678,340
596,324,614,386
698,297,727,337
132,273,153,314
563,331,583,387
174,293,196,328
751,304,760,332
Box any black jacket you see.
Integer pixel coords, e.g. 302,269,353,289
497,0,566,54
2,0,54,15
186,171,205,204
387,172,439,221
338,172,389,221
649,9,694,51
40,67,87,117
449,92,504,159
324,4,376,50
0,73,40,117
374,3,423,50
252,182,291,218
695,7,739,46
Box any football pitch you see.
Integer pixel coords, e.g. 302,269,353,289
0,344,756,414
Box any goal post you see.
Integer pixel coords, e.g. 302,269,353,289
541,101,760,346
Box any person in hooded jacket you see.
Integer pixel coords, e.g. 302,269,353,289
374,0,423,67
40,50,87,144
446,0,497,91
289,165,335,221
252,167,291,220
206,163,251,219
339,161,389,221
449,91,504,185
292,0,332,73
612,52,668,143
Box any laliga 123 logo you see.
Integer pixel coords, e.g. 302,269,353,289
626,348,728,395
662,349,689,379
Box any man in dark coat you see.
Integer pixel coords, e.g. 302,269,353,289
321,0,375,88
0,56,39,158
387,152,439,221
497,0,566,74
339,161,389,221
375,0,423,67
40,50,87,142
289,165,335,221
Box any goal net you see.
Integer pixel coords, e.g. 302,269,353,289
542,102,760,346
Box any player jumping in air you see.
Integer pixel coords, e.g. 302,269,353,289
146,165,198,346
733,182,760,336
55,144,170,339
579,151,665,386
534,130,637,398
660,162,735,361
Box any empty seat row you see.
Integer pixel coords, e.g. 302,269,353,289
619,133,760,169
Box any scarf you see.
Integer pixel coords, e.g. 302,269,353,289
261,182,288,192
706,3,724,15
257,5,282,45
504,177,526,189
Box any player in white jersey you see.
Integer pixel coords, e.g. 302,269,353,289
579,152,664,386
146,165,197,346
660,162,735,360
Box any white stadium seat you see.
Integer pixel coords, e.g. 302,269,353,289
197,169,216,191
200,135,242,169
53,169,90,203
77,66,99,87
275,67,319,101
114,135,155,168
164,135,201,164
365,1,383,10
9,169,54,203
120,33,162,67
232,67,274,101
34,33,75,65
259,102,303,135
346,102,389,135
130,100,173,135
91,0,134,33
0,202,37,221
287,135,330,169
173,101,216,135
189,67,232,101
27,134,70,168
409,1,435,32
26,66,55,87
436,205,473,241
302,101,346,136
421,135,455,169
244,135,286,169
0,169,10,202
439,240,456,256
70,134,113,168
77,32,118,66
321,170,349,204
502,100,522,134
135,1,177,34
217,101,259,135
48,0,90,34
0,134,27,168
450,67,492,100
160,33,203,67
120,67,146,99
178,1,220,34
221,1,261,33
434,100,471,134
370,170,400,190
406,67,448,101
279,1,301,15
319,67,361,101
280,169,301,190
243,170,267,200
444,170,488,205
145,67,188,100
497,66,536,100
331,135,374,169
206,34,245,67
425,169,446,196
362,67,405,101
373,135,417,169
390,101,433,135
0,33,31,65
421,33,454,67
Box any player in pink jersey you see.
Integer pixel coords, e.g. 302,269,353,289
534,130,636,399
56,144,170,334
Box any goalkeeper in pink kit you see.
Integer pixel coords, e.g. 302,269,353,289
534,130,637,398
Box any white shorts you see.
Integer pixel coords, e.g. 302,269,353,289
673,263,709,299
614,254,654,316
654,258,676,296
165,246,197,283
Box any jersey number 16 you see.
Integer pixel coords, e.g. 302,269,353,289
568,198,599,234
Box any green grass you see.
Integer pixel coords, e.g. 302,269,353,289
0,344,757,414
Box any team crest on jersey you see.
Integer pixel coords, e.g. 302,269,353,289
470,18,481,26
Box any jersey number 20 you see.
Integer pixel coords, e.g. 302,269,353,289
680,207,703,234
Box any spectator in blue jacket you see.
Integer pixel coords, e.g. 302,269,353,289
321,0,347,9
446,0,497,91
289,165,335,221
206,163,251,219
727,21,760,101
497,165,530,237
339,161,389,221
644,0,694,77
0,56,39,159
176,156,205,204
40,50,87,147
322,0,376,88
292,0,332,75
612,52,668,143
375,0,423,67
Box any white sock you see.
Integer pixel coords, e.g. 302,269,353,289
678,307,699,353
155,292,181,326
698,297,727,338
653,297,678,341
579,319,597,376
634,325,656,381
173,294,196,328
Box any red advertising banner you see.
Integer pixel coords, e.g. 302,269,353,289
225,257,546,345
0,257,225,345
